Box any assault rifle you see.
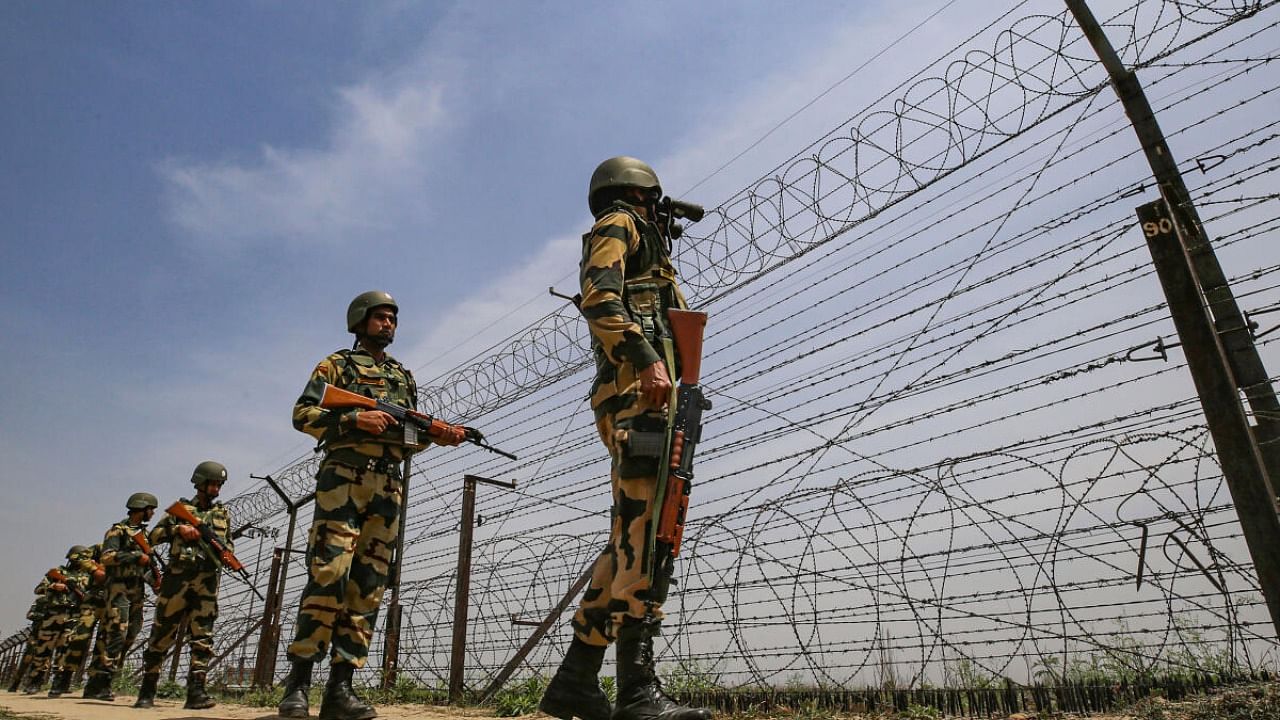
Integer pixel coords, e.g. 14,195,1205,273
317,383,517,460
45,569,85,601
649,309,711,597
166,501,265,601
128,529,164,594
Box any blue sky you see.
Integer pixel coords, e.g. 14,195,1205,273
0,0,971,627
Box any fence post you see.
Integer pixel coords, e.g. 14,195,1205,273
1065,0,1280,637
450,474,517,704
250,472,314,688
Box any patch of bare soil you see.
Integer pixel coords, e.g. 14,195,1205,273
0,692,506,720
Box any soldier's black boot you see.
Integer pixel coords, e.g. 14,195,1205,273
82,672,115,701
21,670,46,695
47,669,72,698
183,671,216,710
612,621,711,720
278,660,313,719
5,666,22,692
539,637,612,720
133,672,159,708
319,661,376,720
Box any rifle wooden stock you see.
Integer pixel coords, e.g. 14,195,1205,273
319,383,379,412
129,530,163,593
166,501,244,571
318,382,518,459
318,383,459,442
46,569,85,600
667,309,707,384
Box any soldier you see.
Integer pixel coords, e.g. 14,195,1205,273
47,544,105,698
6,595,49,692
134,461,233,710
83,492,160,701
540,158,712,720
278,291,480,720
23,547,90,694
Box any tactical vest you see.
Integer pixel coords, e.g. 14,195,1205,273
328,348,418,451
595,202,685,343
164,498,231,570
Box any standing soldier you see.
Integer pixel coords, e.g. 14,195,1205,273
47,544,105,698
540,158,712,720
5,595,48,692
23,547,89,694
134,461,233,710
277,291,480,720
83,492,160,701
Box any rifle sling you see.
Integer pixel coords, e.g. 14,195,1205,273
645,337,680,580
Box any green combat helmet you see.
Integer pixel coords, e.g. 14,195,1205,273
126,492,159,511
191,460,228,487
347,291,398,333
589,156,661,215
66,545,89,560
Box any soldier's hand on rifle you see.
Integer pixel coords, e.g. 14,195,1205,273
137,554,150,566
463,426,484,443
50,582,67,592
92,568,106,584
177,525,201,541
355,409,397,434
638,360,672,409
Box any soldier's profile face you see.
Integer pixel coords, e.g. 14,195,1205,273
202,481,223,499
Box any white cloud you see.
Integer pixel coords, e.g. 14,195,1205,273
160,80,447,250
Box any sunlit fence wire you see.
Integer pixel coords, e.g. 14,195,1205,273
109,0,1280,704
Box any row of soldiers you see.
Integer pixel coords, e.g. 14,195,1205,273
3,156,712,720
4,460,233,710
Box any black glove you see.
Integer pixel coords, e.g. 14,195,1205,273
463,426,484,443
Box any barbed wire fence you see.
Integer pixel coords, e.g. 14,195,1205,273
8,0,1279,714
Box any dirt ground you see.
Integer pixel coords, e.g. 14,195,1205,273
0,692,1156,720
0,693,508,720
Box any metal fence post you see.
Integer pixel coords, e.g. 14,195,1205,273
450,474,517,703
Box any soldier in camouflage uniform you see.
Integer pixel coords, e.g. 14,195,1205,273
83,492,160,701
23,547,90,694
541,158,712,720
47,544,105,697
134,460,233,710
6,595,49,692
278,291,478,720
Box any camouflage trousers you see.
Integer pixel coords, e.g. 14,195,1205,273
28,611,74,675
572,399,669,647
142,565,220,674
87,581,145,679
8,618,44,687
287,448,402,668
56,597,105,675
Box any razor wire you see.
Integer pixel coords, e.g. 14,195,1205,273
52,0,1280,699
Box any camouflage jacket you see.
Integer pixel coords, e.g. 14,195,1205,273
100,520,156,586
150,497,233,571
580,202,688,410
25,595,48,622
70,546,108,603
35,563,88,611
294,347,425,460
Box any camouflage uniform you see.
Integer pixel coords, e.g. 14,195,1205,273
141,498,232,674
55,546,108,678
27,565,87,680
86,520,155,684
6,597,48,691
288,347,437,668
573,201,689,646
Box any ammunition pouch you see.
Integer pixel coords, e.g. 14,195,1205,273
615,414,669,479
